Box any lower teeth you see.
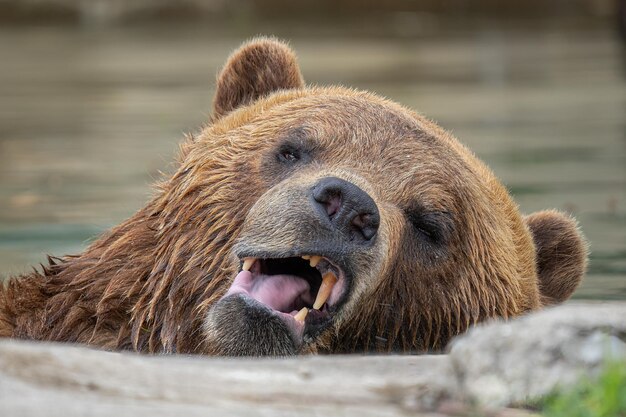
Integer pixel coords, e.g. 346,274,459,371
294,307,308,322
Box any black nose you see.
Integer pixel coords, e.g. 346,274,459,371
312,177,380,242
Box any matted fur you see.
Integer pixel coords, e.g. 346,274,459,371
0,39,587,355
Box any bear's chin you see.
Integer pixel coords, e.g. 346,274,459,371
203,294,300,356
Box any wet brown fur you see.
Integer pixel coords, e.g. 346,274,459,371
0,38,588,354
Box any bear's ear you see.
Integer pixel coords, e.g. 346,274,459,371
212,37,304,120
524,210,588,305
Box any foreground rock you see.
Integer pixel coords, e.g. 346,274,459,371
1,302,624,417
449,301,626,407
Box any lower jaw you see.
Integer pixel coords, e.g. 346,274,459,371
204,294,300,356
242,294,334,344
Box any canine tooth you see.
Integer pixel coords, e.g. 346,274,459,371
242,258,255,272
309,256,322,267
302,255,311,260
313,272,337,310
294,307,308,323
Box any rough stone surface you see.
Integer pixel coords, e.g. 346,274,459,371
448,302,626,407
0,302,624,416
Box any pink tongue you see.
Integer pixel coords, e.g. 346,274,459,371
252,274,312,312
228,270,255,292
224,270,312,312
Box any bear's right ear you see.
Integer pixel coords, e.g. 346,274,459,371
212,37,304,121
524,210,588,306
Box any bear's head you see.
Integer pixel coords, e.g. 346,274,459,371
149,38,587,356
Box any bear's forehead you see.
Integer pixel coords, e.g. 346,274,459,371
241,92,461,159
262,94,470,171
262,93,429,138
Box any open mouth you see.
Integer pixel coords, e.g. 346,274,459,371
222,255,347,340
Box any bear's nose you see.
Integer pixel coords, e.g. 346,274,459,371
311,177,380,242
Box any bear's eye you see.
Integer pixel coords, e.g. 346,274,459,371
406,208,453,246
268,133,314,174
278,150,299,163
276,144,302,164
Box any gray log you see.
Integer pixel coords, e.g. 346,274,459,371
1,302,625,416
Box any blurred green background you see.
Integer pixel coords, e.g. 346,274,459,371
0,0,624,300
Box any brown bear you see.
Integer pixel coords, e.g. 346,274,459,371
0,38,587,356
